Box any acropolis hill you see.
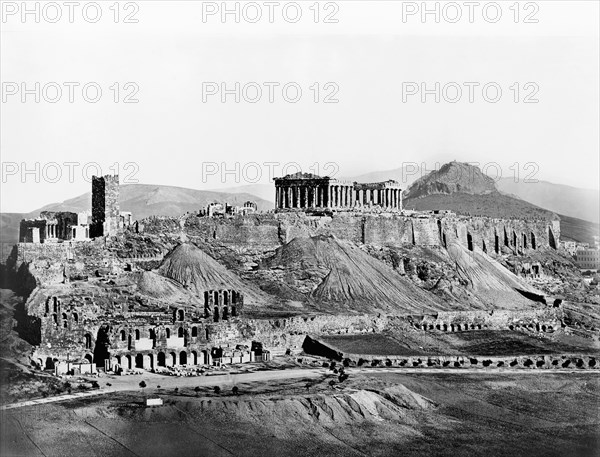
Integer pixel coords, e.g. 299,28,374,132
2,161,599,457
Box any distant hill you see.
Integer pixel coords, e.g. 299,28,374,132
403,161,557,220
209,184,274,203
404,162,497,198
0,184,271,249
496,178,599,224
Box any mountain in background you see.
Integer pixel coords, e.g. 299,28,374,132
348,165,598,224
403,161,558,220
496,178,599,224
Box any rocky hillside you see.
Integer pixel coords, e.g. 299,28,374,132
404,162,497,198
404,162,558,221
257,235,544,314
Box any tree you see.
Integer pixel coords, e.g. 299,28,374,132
139,380,146,388
214,386,221,395
232,386,239,395
328,380,336,389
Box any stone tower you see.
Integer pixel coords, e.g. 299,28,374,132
91,175,120,238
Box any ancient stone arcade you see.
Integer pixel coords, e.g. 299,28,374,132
274,172,403,212
34,288,252,375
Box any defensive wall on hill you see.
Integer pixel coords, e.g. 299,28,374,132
150,212,561,254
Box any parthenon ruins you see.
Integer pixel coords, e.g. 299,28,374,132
274,172,403,211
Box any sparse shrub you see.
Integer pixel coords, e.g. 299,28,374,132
385,359,392,367
174,387,179,393
454,362,460,368
232,386,239,395
328,380,336,388
91,381,100,389
139,381,146,388
333,368,338,374
329,361,336,370
194,386,201,396
562,360,571,368
343,358,351,367
371,360,380,367
214,386,221,394
536,360,545,368
322,362,329,368
357,359,365,367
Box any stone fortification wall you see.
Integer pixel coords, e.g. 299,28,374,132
172,212,559,254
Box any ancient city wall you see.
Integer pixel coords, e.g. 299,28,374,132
174,212,560,254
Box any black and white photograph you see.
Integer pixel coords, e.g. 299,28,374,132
0,1,599,456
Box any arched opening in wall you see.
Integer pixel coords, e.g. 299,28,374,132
442,233,447,248
213,291,219,305
120,330,126,341
149,329,156,340
135,329,140,340
191,351,198,365
128,334,133,350
549,228,557,249
93,325,111,368
522,234,528,249
178,327,184,338
214,307,220,322
205,328,209,339
135,353,143,369
45,300,50,315
232,306,237,317
52,314,58,325
45,357,55,370
494,232,500,254
467,233,473,252
204,291,209,306
84,354,93,364
53,297,58,313
148,354,154,369
223,291,229,305
125,355,132,370
482,240,487,254
72,312,78,323
202,350,209,365
180,351,187,365
191,327,198,337
512,231,517,248
177,309,184,321
437,220,443,241
157,352,166,367
170,352,177,366
531,232,536,250
232,291,238,304
222,306,229,320
84,333,93,349
166,328,171,338
443,324,448,331
504,228,509,247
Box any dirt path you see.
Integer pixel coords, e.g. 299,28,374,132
2,365,596,411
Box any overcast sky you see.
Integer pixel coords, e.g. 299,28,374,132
1,0,598,212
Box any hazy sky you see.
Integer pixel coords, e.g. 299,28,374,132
1,0,598,212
